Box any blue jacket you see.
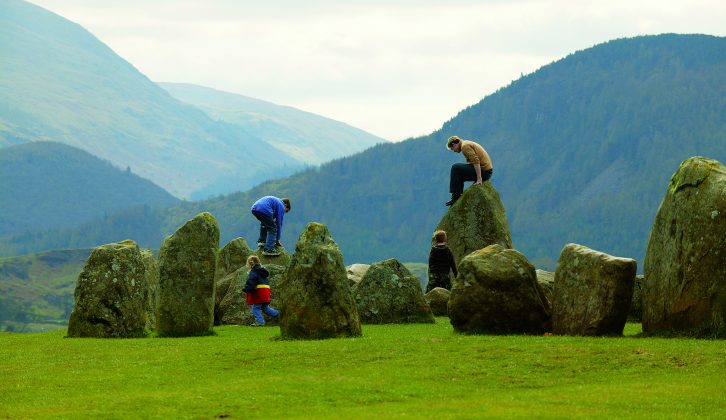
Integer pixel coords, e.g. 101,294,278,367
251,196,286,241
243,264,271,305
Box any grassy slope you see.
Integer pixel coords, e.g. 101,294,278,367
1,322,724,418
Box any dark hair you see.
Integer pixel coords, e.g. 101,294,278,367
282,198,291,211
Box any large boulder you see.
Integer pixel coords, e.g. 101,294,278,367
552,244,636,336
67,240,148,338
278,223,361,339
353,259,435,324
448,245,550,334
156,212,220,337
436,183,513,265
425,287,451,316
643,157,726,337
215,237,253,282
218,264,286,326
140,249,159,331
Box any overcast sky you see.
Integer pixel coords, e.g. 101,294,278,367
30,0,726,141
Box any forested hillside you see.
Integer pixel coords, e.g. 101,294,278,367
4,34,725,270
0,142,179,236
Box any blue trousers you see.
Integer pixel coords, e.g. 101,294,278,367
252,303,279,325
252,210,277,251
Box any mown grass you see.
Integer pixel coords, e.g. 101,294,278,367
1,320,724,419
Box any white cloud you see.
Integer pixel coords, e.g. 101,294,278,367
28,0,726,140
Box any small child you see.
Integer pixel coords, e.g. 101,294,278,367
243,255,279,326
426,230,457,293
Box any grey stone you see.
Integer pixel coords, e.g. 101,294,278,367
140,249,159,331
643,157,726,337
425,287,451,316
278,223,361,339
353,258,435,324
448,245,550,334
536,269,555,309
156,212,219,337
67,240,148,338
346,263,370,287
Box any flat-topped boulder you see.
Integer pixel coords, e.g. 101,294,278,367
353,258,434,324
278,223,361,339
156,212,219,337
425,287,451,317
436,183,513,265
448,245,550,334
643,157,726,337
552,243,636,336
67,240,148,338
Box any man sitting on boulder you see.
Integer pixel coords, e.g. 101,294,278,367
445,135,493,206
251,196,291,256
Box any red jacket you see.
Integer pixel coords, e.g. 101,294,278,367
243,264,272,305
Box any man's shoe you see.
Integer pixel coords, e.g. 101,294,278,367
250,322,263,327
256,242,265,248
262,248,281,256
445,195,460,206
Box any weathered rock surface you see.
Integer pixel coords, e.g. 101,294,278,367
215,237,253,282
436,183,513,265
552,243,636,336
448,245,550,334
643,157,726,337
629,275,645,322
346,263,370,287
156,212,219,337
425,287,451,316
67,240,148,338
353,259,435,324
252,244,292,267
536,269,555,309
278,223,361,339
219,264,285,326
140,249,159,331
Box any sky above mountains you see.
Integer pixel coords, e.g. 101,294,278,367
29,0,726,141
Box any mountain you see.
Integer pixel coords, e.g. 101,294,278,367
0,141,179,237
159,83,386,166
0,0,304,198
4,34,726,271
0,248,90,332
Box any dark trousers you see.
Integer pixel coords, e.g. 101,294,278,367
252,210,277,251
426,272,452,293
450,164,493,195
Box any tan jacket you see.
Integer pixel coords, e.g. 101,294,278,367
461,140,493,171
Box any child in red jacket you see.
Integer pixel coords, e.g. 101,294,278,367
243,255,279,326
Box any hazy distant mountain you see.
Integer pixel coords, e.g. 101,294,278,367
0,0,304,198
159,83,387,165
0,141,179,236
5,35,726,272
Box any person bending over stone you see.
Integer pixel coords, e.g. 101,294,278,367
251,195,291,256
445,135,493,206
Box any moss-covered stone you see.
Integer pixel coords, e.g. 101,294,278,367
535,269,555,310
278,223,361,339
448,245,550,335
643,157,726,338
67,240,148,338
353,259,434,324
140,249,159,331
215,237,253,282
436,183,513,265
425,287,451,317
552,243,636,336
219,264,285,326
156,212,219,337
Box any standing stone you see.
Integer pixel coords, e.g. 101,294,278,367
552,244,636,336
643,157,726,337
629,275,645,322
425,287,451,317
67,240,147,338
140,249,159,331
157,212,219,337
278,223,361,339
215,237,253,282
436,183,513,265
448,245,550,334
353,259,435,324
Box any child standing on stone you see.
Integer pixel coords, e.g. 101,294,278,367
243,255,279,326
426,230,457,293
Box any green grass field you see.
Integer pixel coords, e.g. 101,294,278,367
1,320,724,418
